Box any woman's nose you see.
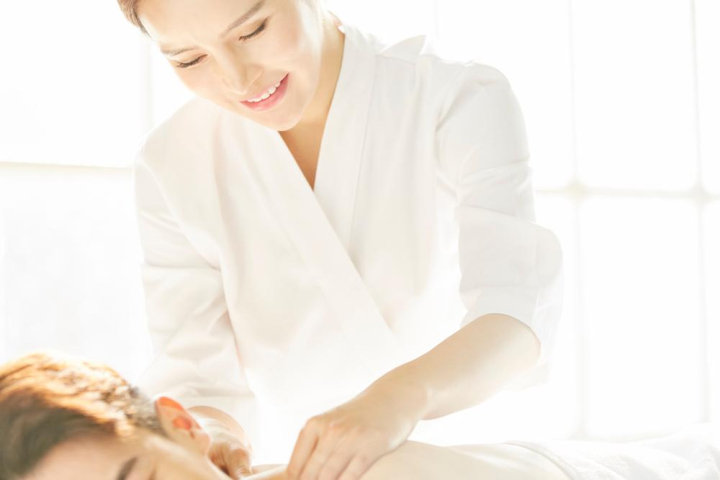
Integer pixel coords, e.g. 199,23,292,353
214,55,262,96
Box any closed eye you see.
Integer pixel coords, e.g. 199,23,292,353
175,19,269,69
239,19,268,41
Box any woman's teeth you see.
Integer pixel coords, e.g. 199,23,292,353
247,80,282,103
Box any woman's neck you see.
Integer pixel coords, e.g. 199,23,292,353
294,11,345,130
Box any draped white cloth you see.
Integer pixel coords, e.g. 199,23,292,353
508,422,720,479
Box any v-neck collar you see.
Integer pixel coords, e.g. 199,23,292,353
225,16,410,377
277,13,375,253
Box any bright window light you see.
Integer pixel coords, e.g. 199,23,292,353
582,197,703,437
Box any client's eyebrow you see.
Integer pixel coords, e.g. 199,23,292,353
116,456,139,480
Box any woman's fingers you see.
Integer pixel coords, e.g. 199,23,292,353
336,451,375,480
208,441,253,479
294,435,335,480
251,464,286,474
313,442,355,480
223,443,254,479
286,423,320,479
244,465,289,480
289,422,361,480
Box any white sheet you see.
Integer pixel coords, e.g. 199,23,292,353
506,422,720,479
356,441,572,480
249,440,572,479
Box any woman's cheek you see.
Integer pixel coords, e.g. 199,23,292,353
178,71,215,100
175,70,198,92
266,18,307,63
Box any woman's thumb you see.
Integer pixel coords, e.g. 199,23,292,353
225,445,254,479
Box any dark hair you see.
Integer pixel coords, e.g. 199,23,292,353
116,0,324,37
117,0,148,36
0,351,164,480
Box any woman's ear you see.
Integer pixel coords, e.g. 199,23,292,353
153,396,211,455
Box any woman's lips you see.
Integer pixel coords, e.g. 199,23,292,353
240,73,289,111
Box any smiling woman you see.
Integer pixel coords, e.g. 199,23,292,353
112,0,568,478
116,0,335,132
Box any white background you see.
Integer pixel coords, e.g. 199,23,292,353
1,0,718,446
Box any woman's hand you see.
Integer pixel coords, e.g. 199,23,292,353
285,374,429,480
246,464,289,480
202,422,255,479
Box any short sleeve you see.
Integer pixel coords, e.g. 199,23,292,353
435,63,565,389
131,143,262,446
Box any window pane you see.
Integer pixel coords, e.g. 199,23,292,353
435,0,574,189
581,197,703,437
534,193,582,437
574,0,698,191
0,166,151,380
0,1,148,168
704,201,720,423
696,0,720,194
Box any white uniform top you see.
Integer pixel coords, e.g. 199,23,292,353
132,11,564,464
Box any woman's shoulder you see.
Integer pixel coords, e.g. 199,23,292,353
361,26,513,110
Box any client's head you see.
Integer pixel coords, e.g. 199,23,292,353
0,351,229,480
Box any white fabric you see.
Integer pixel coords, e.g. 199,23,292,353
131,11,564,463
359,441,572,480
506,422,720,479
250,441,573,480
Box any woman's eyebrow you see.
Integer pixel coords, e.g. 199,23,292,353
160,0,266,57
116,456,139,480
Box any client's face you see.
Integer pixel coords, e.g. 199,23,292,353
26,396,285,480
29,429,229,480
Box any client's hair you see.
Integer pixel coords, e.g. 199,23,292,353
0,351,164,480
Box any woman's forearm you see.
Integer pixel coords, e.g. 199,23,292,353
374,313,541,420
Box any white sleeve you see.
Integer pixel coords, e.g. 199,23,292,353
131,143,262,445
435,64,565,388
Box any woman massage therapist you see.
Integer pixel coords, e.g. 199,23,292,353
116,0,565,479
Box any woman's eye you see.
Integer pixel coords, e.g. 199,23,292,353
176,57,204,69
175,20,268,69
239,20,268,41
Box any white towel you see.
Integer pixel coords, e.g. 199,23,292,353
505,423,720,480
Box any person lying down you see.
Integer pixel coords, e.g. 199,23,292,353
1,352,718,480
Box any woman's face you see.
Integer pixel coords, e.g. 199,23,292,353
137,0,328,131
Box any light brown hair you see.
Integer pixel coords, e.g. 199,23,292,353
116,0,323,37
117,0,148,35
0,351,163,480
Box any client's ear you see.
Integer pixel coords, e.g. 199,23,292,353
153,396,211,455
